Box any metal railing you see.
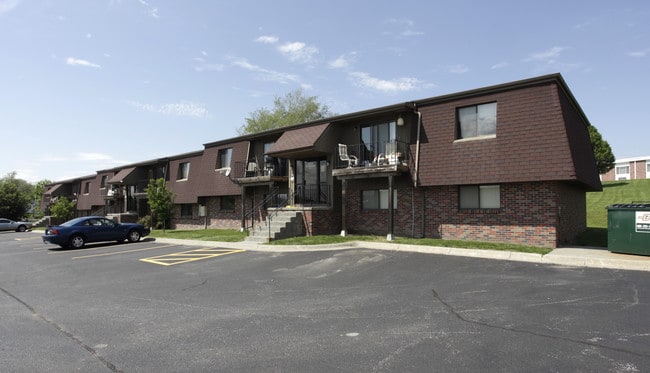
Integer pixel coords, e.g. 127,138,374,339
294,184,330,205
244,186,289,231
335,140,411,169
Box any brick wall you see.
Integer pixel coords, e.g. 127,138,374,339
343,178,567,248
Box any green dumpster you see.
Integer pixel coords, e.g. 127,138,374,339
607,203,650,255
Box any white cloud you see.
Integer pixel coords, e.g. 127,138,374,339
491,61,509,69
278,41,318,63
350,72,423,93
255,35,278,44
525,46,567,62
126,100,210,118
448,64,469,74
329,52,357,69
137,0,159,18
66,57,101,68
86,33,92,39
384,18,424,38
229,56,304,86
192,56,224,72
0,0,19,15
628,49,649,57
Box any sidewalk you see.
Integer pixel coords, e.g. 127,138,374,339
153,238,650,272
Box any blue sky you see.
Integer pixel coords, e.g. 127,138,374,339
1,1,649,183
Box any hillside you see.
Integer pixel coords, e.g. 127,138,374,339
587,179,650,228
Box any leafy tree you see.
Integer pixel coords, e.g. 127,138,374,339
49,197,76,221
588,125,615,174
0,172,32,220
238,89,334,135
145,178,175,230
31,179,52,218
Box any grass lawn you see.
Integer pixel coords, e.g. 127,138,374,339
148,228,246,242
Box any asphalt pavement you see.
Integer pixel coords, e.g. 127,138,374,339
155,238,650,272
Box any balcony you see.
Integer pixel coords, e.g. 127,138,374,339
233,160,289,185
332,140,411,178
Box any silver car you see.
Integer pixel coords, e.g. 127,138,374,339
0,218,32,232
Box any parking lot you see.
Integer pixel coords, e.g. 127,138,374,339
2,231,650,372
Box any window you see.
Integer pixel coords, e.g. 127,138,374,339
83,182,90,194
100,175,108,189
221,196,235,211
361,121,396,156
217,148,233,169
647,162,650,178
362,189,397,210
615,165,630,180
457,102,497,139
180,204,193,217
177,162,190,180
460,185,500,209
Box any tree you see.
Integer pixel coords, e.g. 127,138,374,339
588,125,615,174
0,172,32,220
31,179,52,218
145,178,175,230
237,89,334,135
50,197,76,221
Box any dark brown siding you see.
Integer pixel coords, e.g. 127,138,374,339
76,172,112,211
196,141,248,197
168,154,203,204
416,82,590,188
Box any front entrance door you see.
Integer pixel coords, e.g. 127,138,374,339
295,159,329,205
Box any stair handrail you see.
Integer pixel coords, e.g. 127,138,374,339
244,186,287,233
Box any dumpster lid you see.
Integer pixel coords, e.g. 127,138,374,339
607,203,650,209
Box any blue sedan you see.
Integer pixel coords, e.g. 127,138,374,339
43,216,150,249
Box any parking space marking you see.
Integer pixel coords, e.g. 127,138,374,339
139,248,245,266
71,244,177,259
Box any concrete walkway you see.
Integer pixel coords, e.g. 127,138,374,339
153,238,650,272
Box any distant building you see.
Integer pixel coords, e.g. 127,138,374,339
600,156,650,181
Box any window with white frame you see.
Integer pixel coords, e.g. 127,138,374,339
457,102,497,139
177,162,190,180
100,175,108,189
646,162,650,179
362,189,397,210
460,185,500,209
615,165,630,180
83,181,90,194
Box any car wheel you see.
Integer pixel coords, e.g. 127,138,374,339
16,225,27,232
127,230,141,243
69,235,85,249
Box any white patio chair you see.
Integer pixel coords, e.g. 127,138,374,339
338,144,358,168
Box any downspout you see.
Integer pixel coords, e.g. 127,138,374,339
413,104,422,187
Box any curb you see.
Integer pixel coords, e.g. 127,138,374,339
151,238,650,272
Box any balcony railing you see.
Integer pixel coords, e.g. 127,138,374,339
233,159,288,179
335,140,410,169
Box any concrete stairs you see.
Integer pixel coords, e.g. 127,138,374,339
245,210,304,243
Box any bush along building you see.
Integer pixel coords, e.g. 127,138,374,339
41,73,602,248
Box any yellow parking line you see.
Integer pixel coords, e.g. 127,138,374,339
71,244,177,259
140,248,245,266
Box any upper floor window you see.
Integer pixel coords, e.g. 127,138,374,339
177,162,190,181
217,148,232,169
100,175,108,189
361,121,396,155
83,182,91,194
457,102,497,139
460,185,500,209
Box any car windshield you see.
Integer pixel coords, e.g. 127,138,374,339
60,217,91,227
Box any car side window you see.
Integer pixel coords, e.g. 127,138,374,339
100,218,115,227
